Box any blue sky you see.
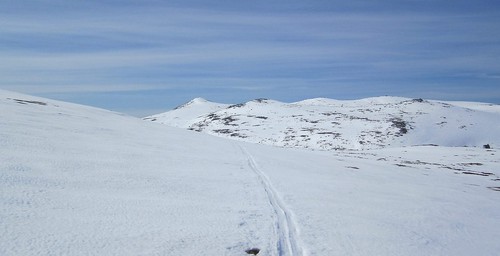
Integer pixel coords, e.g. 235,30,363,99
1,0,499,116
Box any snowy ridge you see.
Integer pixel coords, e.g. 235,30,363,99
146,97,500,150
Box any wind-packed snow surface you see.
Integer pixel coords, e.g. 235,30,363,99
146,97,500,150
2,90,500,255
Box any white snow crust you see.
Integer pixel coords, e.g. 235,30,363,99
2,90,500,255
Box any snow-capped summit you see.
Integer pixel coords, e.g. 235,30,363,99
147,96,500,150
144,98,230,128
176,97,210,107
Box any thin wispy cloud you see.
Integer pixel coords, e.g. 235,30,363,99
1,0,499,115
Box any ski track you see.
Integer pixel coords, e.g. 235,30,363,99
239,145,304,256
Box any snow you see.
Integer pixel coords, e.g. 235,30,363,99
146,97,500,150
1,91,273,255
440,100,500,114
144,98,229,128
247,145,500,255
2,89,500,255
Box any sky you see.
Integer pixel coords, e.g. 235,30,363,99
1,0,500,116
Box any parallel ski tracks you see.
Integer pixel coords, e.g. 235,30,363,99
239,145,304,256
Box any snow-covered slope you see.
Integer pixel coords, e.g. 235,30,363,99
146,97,500,150
0,90,276,255
2,90,500,255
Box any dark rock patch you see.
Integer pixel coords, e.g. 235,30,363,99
390,117,408,136
245,248,260,255
461,171,494,177
9,98,47,106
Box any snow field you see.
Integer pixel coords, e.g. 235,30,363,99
243,144,500,255
2,90,500,255
1,91,276,255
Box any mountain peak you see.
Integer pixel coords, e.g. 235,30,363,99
173,97,210,110
191,97,209,103
251,98,269,103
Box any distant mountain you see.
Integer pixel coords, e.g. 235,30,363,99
145,97,500,150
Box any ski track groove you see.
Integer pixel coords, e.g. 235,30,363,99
239,145,304,256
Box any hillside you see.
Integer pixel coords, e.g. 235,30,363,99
146,97,500,150
1,90,500,255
